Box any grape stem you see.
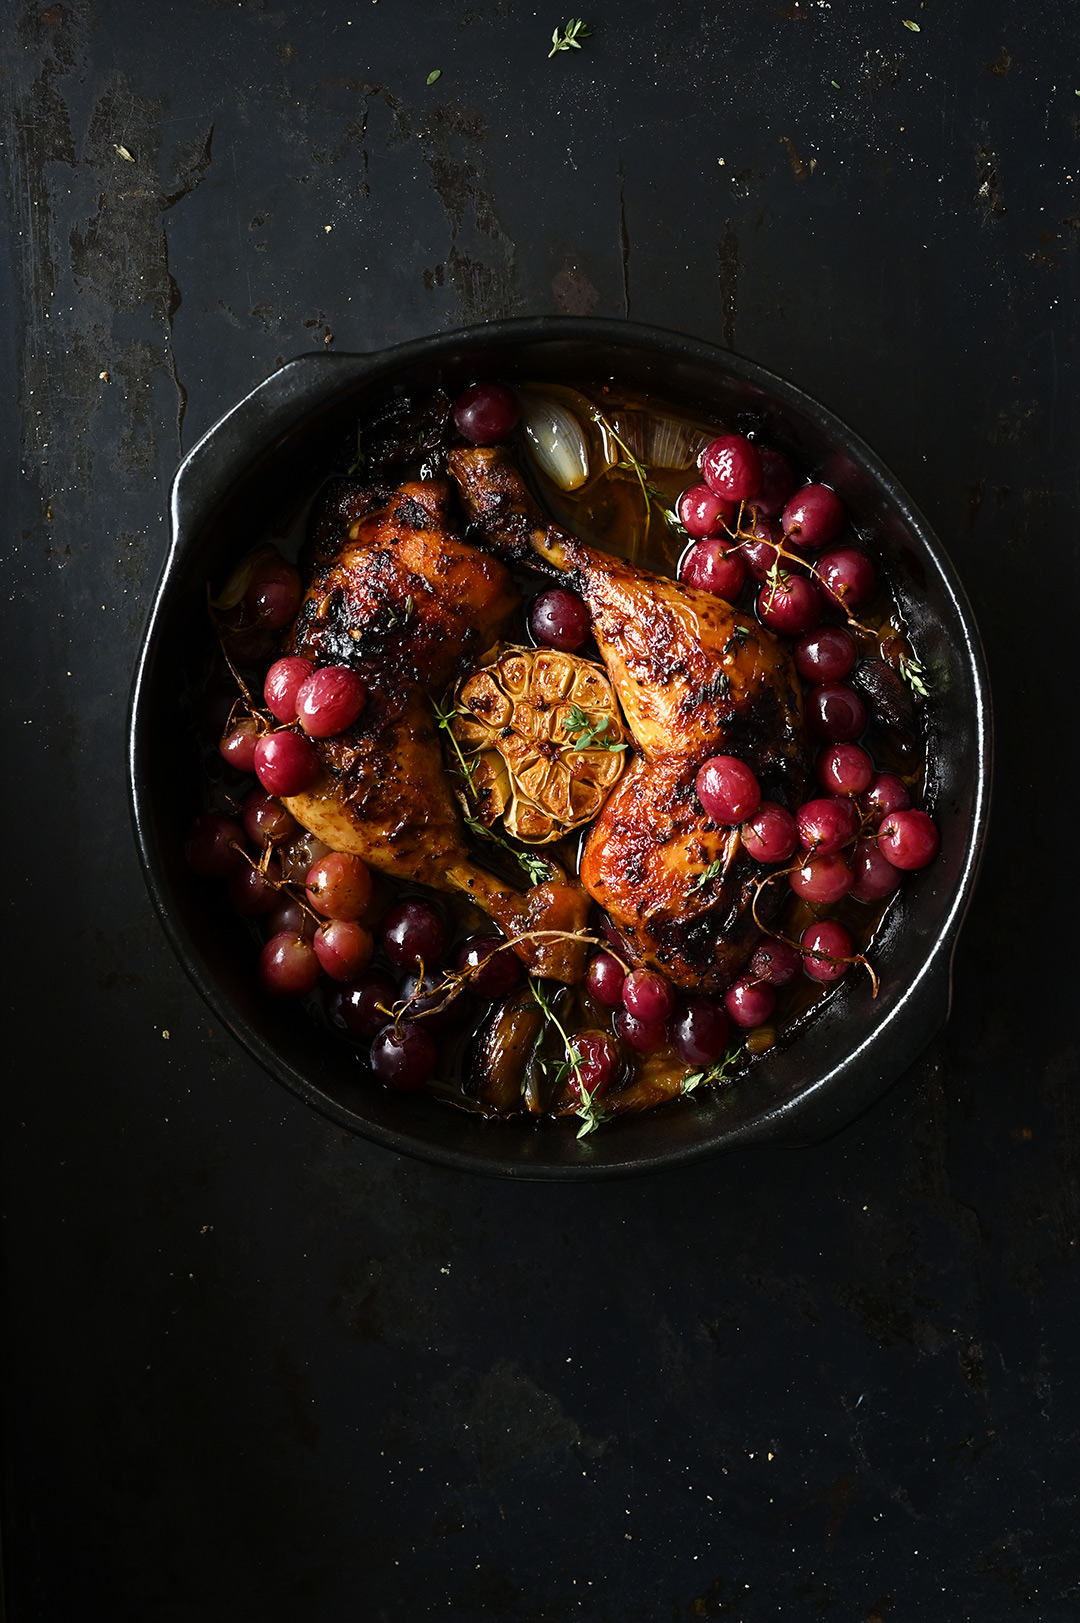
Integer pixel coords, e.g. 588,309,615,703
748,867,881,997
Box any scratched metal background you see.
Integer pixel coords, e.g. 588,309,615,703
1,0,1077,1617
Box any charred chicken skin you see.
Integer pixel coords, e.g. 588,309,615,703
449,446,811,989
280,476,590,981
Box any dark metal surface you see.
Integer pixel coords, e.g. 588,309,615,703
1,0,1075,1615
131,324,990,1174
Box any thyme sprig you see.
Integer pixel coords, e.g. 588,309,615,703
530,978,608,1138
433,697,479,794
549,17,591,56
562,703,628,753
898,652,931,698
464,816,554,886
590,410,685,537
682,1045,743,1095
688,857,724,894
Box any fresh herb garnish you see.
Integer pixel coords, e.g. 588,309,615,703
531,979,608,1137
763,561,790,612
114,143,135,162
682,1045,742,1095
549,17,591,56
902,18,921,30
897,652,931,698
433,698,479,793
562,704,628,753
465,816,553,886
426,69,442,85
688,857,724,894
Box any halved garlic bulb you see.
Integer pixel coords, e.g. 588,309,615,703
517,390,591,490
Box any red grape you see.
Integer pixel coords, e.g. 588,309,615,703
806,684,868,743
258,932,320,996
398,971,463,1034
801,920,854,983
742,801,799,864
679,538,747,600
622,969,675,1021
266,895,315,942
253,731,320,796
724,977,776,1028
313,919,374,981
614,1007,669,1054
860,772,911,828
453,382,520,444
381,898,447,971
796,796,860,856
748,937,802,986
529,588,590,651
752,447,799,518
227,856,282,915
696,755,762,825
782,484,845,550
816,744,874,797
741,517,786,582
672,997,730,1065
756,574,822,637
701,434,763,501
571,1031,620,1102
246,559,301,629
817,547,877,611
295,665,367,739
370,1022,437,1091
850,839,903,903
305,852,373,921
794,626,856,684
264,656,313,723
678,483,735,538
789,852,854,904
453,933,525,999
241,788,298,847
878,808,939,870
185,811,246,879
328,969,398,1039
586,951,627,1008
219,717,260,773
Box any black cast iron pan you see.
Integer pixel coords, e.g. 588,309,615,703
128,318,992,1179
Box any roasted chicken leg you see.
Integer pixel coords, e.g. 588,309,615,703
449,446,811,988
280,476,590,980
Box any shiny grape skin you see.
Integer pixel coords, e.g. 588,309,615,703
185,811,247,879
227,856,283,916
397,971,463,1034
253,730,321,796
452,383,520,444
795,796,860,856
622,969,676,1021
789,852,854,904
614,1007,669,1054
241,789,298,847
679,539,747,600
801,921,854,983
265,895,315,942
219,718,260,773
678,483,736,538
370,1022,438,1091
381,898,447,971
672,997,730,1065
816,744,874,798
859,772,911,828
263,657,313,723
305,851,373,921
529,588,590,651
878,808,940,870
571,1032,620,1101
453,934,524,999
585,952,626,1008
850,839,903,903
313,919,374,981
817,547,877,611
752,447,799,518
748,937,802,987
295,665,367,739
742,801,799,864
701,434,763,501
756,575,822,637
696,755,762,825
781,484,845,550
247,560,302,630
724,978,776,1029
328,970,398,1039
794,626,856,684
805,684,869,743
258,932,321,996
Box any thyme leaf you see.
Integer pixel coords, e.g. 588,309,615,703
433,697,479,794
464,816,553,886
549,17,592,56
688,857,724,894
531,979,608,1137
902,18,921,31
426,69,442,84
897,652,931,698
682,1044,742,1095
562,703,628,753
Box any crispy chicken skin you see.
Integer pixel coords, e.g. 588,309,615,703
280,477,590,980
449,445,811,988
